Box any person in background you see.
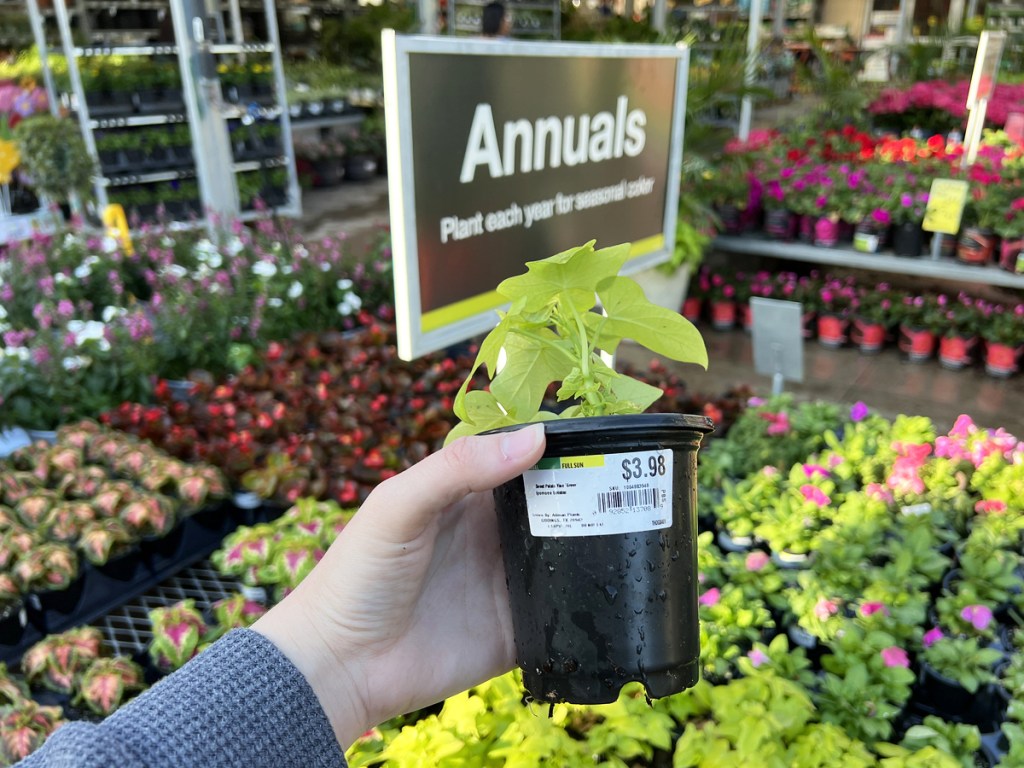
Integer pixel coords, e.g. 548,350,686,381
18,425,547,767
481,1,511,38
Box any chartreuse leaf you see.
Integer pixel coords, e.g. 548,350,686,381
490,329,575,421
497,241,631,315
597,276,708,368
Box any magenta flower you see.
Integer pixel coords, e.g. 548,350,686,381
748,396,765,407
859,602,888,618
881,646,910,668
802,464,831,479
698,587,720,607
748,648,769,668
813,598,839,620
800,484,830,507
922,627,944,648
850,401,869,422
961,605,994,632
745,551,770,572
763,411,791,436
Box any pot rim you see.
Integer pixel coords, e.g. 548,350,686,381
484,412,714,440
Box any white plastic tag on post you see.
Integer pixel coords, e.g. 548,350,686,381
750,298,804,395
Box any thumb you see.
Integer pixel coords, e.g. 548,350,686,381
363,423,546,542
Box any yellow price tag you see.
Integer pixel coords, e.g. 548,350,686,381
102,204,134,256
922,179,969,235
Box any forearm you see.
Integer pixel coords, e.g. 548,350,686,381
19,629,347,768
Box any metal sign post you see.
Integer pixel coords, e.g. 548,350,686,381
750,298,804,396
738,0,763,143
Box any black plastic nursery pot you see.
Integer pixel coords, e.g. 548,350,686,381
492,413,713,704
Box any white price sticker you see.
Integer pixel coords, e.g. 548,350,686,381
523,449,673,537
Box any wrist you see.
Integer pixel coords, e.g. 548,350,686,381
253,591,371,750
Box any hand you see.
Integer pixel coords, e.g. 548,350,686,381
253,423,546,748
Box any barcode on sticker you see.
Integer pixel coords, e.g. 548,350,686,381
597,487,660,514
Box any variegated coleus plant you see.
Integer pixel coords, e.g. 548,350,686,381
0,573,22,611
55,419,104,450
0,699,63,764
91,480,137,519
42,501,97,544
257,536,323,602
0,472,42,507
148,599,208,673
73,656,146,717
204,594,268,643
22,626,103,695
0,530,37,575
0,663,29,707
119,494,176,539
58,466,109,501
77,518,135,567
12,542,79,593
14,491,58,530
211,524,276,585
175,466,230,513
42,444,86,479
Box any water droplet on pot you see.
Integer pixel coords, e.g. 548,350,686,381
633,608,643,615
634,574,643,582
542,660,554,673
603,585,618,603
636,644,643,654
658,533,668,550
547,563,555,573
671,550,679,561
562,658,578,673
628,549,637,557
646,560,656,572
657,590,668,602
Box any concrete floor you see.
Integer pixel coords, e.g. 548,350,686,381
296,177,1024,437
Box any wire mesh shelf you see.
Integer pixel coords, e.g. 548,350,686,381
95,559,242,658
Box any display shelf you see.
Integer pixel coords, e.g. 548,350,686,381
233,156,288,173
103,169,198,187
0,210,57,246
713,235,1024,290
73,44,179,57
90,114,188,129
209,42,275,54
290,113,363,131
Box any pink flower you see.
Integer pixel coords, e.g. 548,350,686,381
748,648,769,667
800,484,830,507
950,414,977,438
698,587,720,607
975,499,1008,514
813,598,839,620
802,464,830,479
961,605,994,632
881,646,910,668
745,551,770,572
761,411,791,436
923,627,944,648
850,401,869,422
859,602,888,618
864,483,894,504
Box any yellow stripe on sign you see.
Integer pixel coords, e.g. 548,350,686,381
421,290,504,332
420,234,664,333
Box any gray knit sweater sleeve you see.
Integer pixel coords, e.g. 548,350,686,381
19,629,348,767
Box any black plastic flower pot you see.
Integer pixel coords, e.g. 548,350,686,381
912,661,1006,729
491,413,713,704
0,602,26,647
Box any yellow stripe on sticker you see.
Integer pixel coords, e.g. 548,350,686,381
536,455,605,470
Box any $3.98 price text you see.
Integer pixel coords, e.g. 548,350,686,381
621,455,666,481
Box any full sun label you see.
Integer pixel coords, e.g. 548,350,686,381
523,449,673,537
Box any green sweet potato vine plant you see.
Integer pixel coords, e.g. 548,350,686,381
448,241,708,441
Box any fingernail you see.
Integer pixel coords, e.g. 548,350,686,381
500,423,544,461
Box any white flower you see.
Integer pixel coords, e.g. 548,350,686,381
84,255,100,267
252,261,277,279
101,236,120,253
0,322,9,334
101,306,124,323
319,262,331,272
293,245,309,260
74,265,92,280
281,265,293,275
225,236,244,256
206,252,222,269
62,355,92,371
67,319,106,346
160,264,188,279
193,264,212,280
161,236,175,248
337,301,352,316
194,239,219,260
268,297,283,308
3,347,30,362
0,305,6,321
336,278,353,291
287,281,303,299
54,272,71,285
345,292,362,311
337,292,362,316
272,242,282,253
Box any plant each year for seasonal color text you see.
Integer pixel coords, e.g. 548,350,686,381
447,240,708,439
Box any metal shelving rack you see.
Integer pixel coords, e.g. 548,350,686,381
37,0,300,227
448,0,561,38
